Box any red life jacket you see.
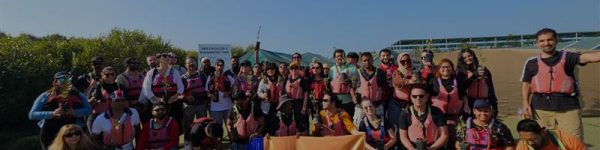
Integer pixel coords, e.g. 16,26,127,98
530,51,575,94
46,91,83,109
467,77,489,99
184,74,207,96
321,109,348,136
276,113,297,136
464,118,502,150
268,80,282,103
310,79,326,100
151,68,178,98
358,69,382,102
209,73,231,92
233,103,257,139
147,117,174,149
237,75,256,93
93,86,116,115
431,79,463,115
102,111,135,146
122,73,144,101
421,67,433,81
407,106,439,145
379,63,398,80
286,78,304,100
330,66,352,94
363,117,390,147
191,117,219,149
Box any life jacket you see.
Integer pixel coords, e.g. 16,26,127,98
407,106,439,145
122,73,144,102
431,79,463,115
102,110,135,147
330,65,352,94
285,77,304,100
467,77,489,99
151,68,178,98
268,79,282,103
310,78,326,100
379,63,398,81
464,118,502,150
208,72,231,93
530,51,575,95
184,73,207,96
147,117,174,149
321,109,348,136
276,112,297,136
363,117,389,147
233,103,257,139
93,85,118,115
358,69,382,102
237,74,256,93
191,117,219,149
421,66,433,81
391,69,411,103
43,91,84,125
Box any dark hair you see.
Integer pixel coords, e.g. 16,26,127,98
536,28,558,40
346,52,359,59
456,48,479,72
379,48,391,56
422,50,434,57
152,103,167,109
231,56,239,59
310,62,325,78
360,52,372,59
517,119,543,134
292,52,302,58
435,59,455,79
333,49,346,58
207,122,223,138
216,59,225,65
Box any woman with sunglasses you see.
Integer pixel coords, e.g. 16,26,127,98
418,50,436,83
429,59,469,149
456,48,498,117
312,94,359,136
258,62,284,116
399,85,448,150
359,100,396,150
308,62,329,116
29,71,92,150
49,124,99,150
88,67,128,132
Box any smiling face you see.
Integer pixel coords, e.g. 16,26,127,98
410,88,428,107
380,51,391,65
519,131,545,149
462,52,474,65
536,33,557,54
361,100,375,116
439,62,454,78
334,52,345,65
473,107,492,122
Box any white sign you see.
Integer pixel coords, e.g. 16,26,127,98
198,44,232,71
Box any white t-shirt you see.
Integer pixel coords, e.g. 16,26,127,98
92,108,140,149
205,73,235,111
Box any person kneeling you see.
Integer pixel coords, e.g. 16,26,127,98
137,104,180,150
515,119,586,150
185,116,223,150
312,94,360,136
458,100,515,150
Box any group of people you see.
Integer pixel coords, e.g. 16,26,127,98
28,28,599,150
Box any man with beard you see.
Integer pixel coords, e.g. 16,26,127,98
225,56,241,76
74,56,104,95
146,54,159,73
116,58,146,115
520,28,600,140
200,57,216,77
137,103,180,150
515,119,585,150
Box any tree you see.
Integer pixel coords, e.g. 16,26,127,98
231,45,244,57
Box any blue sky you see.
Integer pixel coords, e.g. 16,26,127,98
1,0,598,57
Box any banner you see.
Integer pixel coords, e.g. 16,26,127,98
263,133,365,150
198,44,232,71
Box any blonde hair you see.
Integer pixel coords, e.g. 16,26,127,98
48,124,98,150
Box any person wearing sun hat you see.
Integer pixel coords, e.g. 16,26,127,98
266,95,307,137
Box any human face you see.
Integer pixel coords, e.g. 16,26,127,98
311,64,322,74
202,60,211,68
55,77,70,89
240,65,250,74
473,107,492,122
102,71,116,83
152,106,167,119
439,62,453,78
216,62,224,72
292,55,301,63
399,55,411,67
290,68,299,77
267,67,276,76
361,101,375,116
127,60,139,71
322,95,332,109
361,56,373,69
254,65,262,75
410,88,428,107
323,65,330,75
462,52,474,65
231,58,239,66
537,33,557,53
519,131,545,149
334,52,345,65
159,54,172,65
421,52,432,65
147,56,158,68
347,57,357,65
92,62,104,71
63,130,82,145
279,64,288,75
380,52,391,65
185,59,197,72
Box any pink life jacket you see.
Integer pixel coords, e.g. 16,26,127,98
151,68,178,98
330,66,352,94
234,104,257,139
286,78,304,100
464,118,502,150
407,106,439,145
147,117,174,149
237,75,256,93
268,80,282,103
276,113,297,136
102,111,135,146
431,78,463,115
122,73,144,101
530,51,575,94
358,69,382,102
321,109,348,136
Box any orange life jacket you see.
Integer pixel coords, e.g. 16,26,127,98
431,79,463,115
464,118,502,150
530,51,575,94
286,78,304,100
310,79,326,100
330,66,352,94
467,78,489,99
276,112,297,136
358,69,382,102
122,73,144,101
102,110,135,147
408,106,439,145
268,79,282,103
321,109,348,136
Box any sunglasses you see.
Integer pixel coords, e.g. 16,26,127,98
104,73,115,76
64,131,82,138
311,67,321,69
153,108,167,112
411,95,425,99
56,77,68,83
400,60,411,64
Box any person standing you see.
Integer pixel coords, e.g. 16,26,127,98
329,49,359,119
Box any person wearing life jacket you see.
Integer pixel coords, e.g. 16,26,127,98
456,48,498,117
355,52,387,125
267,95,307,137
200,57,216,77
29,71,92,150
74,56,104,95
88,66,129,132
329,49,359,119
515,119,586,150
387,52,418,150
521,28,600,140
167,52,187,76
205,59,235,126
313,94,360,136
308,62,330,116
258,62,284,116
285,63,310,127
117,57,148,120
234,60,258,98
429,59,469,149
91,89,141,150
458,100,515,150
359,100,396,150
291,52,311,78
136,103,179,150
227,91,266,150
347,52,360,68
323,63,330,78
180,57,210,143
418,50,436,83
378,49,399,102
142,53,185,136
186,116,224,150
399,85,448,150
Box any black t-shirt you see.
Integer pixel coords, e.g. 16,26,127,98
520,51,584,110
398,106,447,130
358,68,389,90
91,83,128,100
428,75,467,99
266,112,306,136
